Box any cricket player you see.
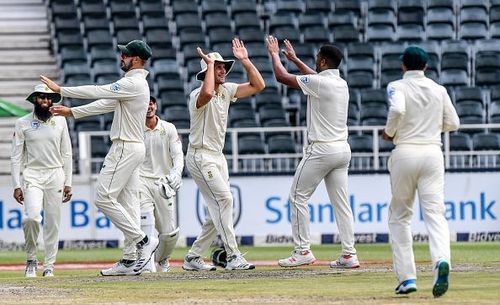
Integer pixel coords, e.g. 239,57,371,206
266,36,359,268
41,40,158,276
11,84,72,277
383,46,459,297
140,96,184,273
183,38,265,271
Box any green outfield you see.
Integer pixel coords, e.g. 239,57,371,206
0,243,499,305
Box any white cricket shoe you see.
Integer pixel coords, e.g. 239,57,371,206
278,250,316,267
133,236,159,274
158,259,170,272
42,269,54,277
329,254,360,268
182,256,216,271
24,260,37,278
100,260,138,276
225,255,255,270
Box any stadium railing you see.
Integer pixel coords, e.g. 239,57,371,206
77,124,500,177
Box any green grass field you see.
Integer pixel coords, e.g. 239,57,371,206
0,243,499,305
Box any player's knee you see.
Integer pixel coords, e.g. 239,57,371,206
218,193,233,208
23,217,41,225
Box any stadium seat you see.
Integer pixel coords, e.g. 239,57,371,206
142,16,169,31
163,105,190,125
63,62,91,82
238,136,266,154
360,104,388,123
474,40,500,87
347,103,359,126
305,0,332,14
360,89,387,108
115,29,142,45
450,132,473,151
267,135,296,154
456,103,485,126
153,59,180,80
92,62,120,82
328,12,360,43
454,87,485,107
303,26,331,44
82,16,109,32
237,28,266,44
145,29,173,48
74,116,102,132
488,101,500,123
51,1,77,18
334,0,362,17
157,75,185,95
159,92,188,110
233,12,261,31
229,104,256,126
57,31,84,48
397,24,425,42
91,136,109,158
398,0,424,26
205,12,232,31
60,46,87,65
171,1,198,17
86,30,113,48
201,0,227,17
379,135,395,152
472,133,500,150
175,13,203,33
54,16,80,32
178,29,206,48
139,0,165,17
347,71,374,89
259,105,287,125
426,0,456,40
112,16,140,31
366,25,396,42
348,134,373,152
109,0,136,18
80,0,107,18
276,0,304,16
255,89,282,111
298,13,324,31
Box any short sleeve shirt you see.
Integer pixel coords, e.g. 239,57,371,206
188,82,239,152
296,69,349,143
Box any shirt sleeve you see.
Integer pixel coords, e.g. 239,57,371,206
226,83,239,103
10,120,24,189
60,77,138,100
168,123,184,177
442,89,460,132
60,118,73,186
189,89,202,111
72,99,117,119
384,83,406,137
296,74,320,98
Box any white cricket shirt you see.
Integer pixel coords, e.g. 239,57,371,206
61,69,150,143
140,117,184,179
11,113,72,188
296,69,349,143
188,82,239,152
385,70,460,146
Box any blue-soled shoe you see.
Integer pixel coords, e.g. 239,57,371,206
395,279,417,294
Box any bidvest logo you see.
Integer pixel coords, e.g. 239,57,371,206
195,184,242,227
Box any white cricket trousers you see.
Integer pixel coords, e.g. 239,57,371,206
95,140,146,260
388,144,451,282
186,148,240,258
22,167,64,270
139,177,177,234
290,141,356,255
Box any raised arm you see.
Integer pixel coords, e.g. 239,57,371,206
196,47,216,109
283,39,317,75
51,99,117,118
266,35,300,89
233,38,265,98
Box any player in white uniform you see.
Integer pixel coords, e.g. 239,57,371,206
182,38,265,271
266,36,359,268
11,84,72,277
139,96,184,273
383,46,459,297
41,40,158,276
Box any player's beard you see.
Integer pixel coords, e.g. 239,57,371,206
120,59,132,72
34,102,52,122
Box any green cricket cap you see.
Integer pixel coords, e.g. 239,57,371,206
117,40,152,60
400,46,428,69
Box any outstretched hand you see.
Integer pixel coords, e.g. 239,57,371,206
283,39,298,61
232,37,248,60
197,47,215,64
266,35,280,55
40,75,61,93
50,105,73,117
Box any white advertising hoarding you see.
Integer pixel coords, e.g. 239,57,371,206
0,172,498,245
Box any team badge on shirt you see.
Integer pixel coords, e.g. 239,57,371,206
110,82,121,92
31,121,40,129
300,76,310,84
